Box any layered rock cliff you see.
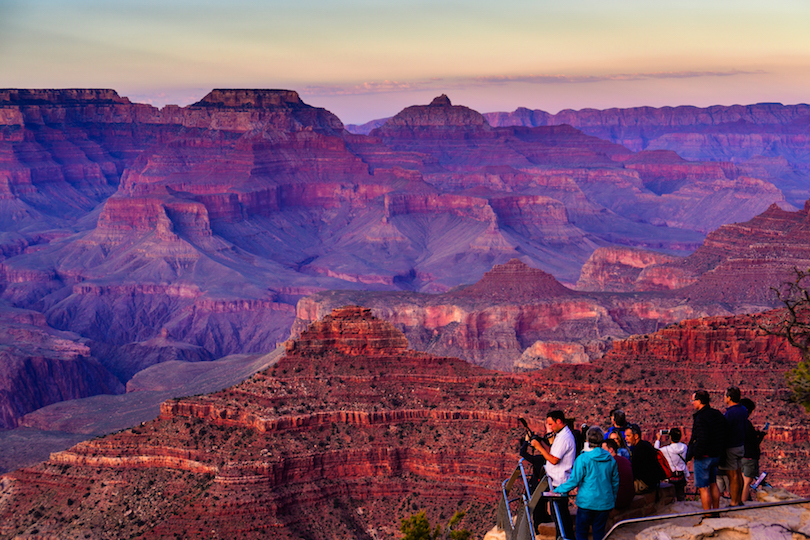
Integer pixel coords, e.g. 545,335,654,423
581,200,810,306
1,306,807,539
484,103,810,207
0,88,803,447
0,307,525,538
0,306,123,429
292,259,714,371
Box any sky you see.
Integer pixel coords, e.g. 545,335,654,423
1,0,809,124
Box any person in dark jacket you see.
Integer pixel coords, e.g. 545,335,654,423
519,436,552,524
603,438,634,509
624,424,660,494
722,386,747,506
554,427,619,540
739,398,767,502
686,390,729,511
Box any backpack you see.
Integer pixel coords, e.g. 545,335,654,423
569,423,585,457
655,449,674,480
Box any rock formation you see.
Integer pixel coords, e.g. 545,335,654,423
0,305,123,430
484,103,810,207
0,88,804,455
294,244,810,372
582,200,810,306
0,306,806,539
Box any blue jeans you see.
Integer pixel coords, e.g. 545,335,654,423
576,507,610,540
693,456,720,488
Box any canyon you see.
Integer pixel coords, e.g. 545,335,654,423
482,103,810,208
0,88,809,478
0,306,806,539
293,200,810,371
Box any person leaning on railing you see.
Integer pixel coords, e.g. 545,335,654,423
553,427,619,540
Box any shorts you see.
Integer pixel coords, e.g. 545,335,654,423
720,445,744,470
693,456,720,488
742,457,759,479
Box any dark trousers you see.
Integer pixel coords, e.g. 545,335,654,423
549,497,574,540
575,507,610,540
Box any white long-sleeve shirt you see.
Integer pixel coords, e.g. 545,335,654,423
654,440,690,478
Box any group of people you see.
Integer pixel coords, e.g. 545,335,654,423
518,386,767,540
687,387,768,511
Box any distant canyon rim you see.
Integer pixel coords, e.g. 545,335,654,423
0,88,808,482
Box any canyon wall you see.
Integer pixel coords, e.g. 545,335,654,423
0,88,805,443
1,306,807,539
484,103,810,207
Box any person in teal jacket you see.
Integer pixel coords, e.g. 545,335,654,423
554,426,620,540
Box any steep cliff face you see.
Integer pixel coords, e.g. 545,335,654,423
577,247,686,292
292,260,711,371
484,103,810,206
0,307,123,429
0,89,803,441
1,307,807,539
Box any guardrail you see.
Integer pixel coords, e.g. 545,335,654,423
603,497,810,540
498,455,810,540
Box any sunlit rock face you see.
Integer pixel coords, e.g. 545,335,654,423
291,259,712,371
576,247,683,292
1,307,806,539
485,102,810,207
0,88,803,439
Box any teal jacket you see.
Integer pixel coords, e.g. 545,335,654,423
553,447,619,511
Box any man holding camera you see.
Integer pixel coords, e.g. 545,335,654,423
530,410,576,538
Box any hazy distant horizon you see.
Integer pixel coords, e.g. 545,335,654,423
2,0,808,124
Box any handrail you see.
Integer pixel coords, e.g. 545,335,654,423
499,457,543,540
603,497,810,540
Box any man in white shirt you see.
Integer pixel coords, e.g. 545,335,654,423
530,410,576,537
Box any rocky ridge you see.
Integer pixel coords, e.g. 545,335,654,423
0,306,807,539
0,88,802,444
579,200,810,305
292,248,796,371
484,103,810,207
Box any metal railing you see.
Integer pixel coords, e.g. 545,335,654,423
603,497,810,540
498,459,567,540
498,456,810,540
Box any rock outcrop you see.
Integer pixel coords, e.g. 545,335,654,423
0,307,123,429
1,306,807,539
292,259,713,371
584,201,810,304
577,247,682,291
0,89,803,449
484,103,810,207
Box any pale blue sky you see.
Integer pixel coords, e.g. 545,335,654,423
2,0,809,123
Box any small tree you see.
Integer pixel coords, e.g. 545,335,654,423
400,510,472,540
762,268,810,411
400,512,437,540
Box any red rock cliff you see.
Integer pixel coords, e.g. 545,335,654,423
2,306,807,540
